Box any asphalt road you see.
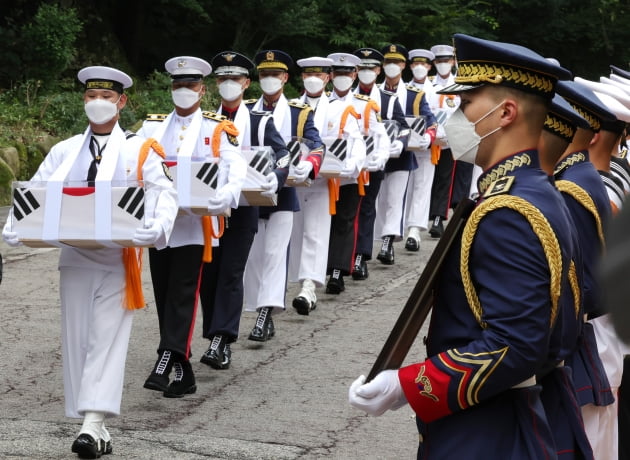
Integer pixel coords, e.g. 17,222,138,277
0,205,435,459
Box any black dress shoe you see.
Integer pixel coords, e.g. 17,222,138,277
143,349,174,392
376,235,395,265
71,433,102,459
405,236,419,251
248,307,272,342
200,335,231,370
292,295,312,315
351,254,369,280
326,269,345,294
102,440,112,455
163,360,196,398
429,216,444,238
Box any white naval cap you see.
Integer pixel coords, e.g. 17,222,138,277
296,57,334,72
600,76,630,97
327,53,361,70
165,56,212,80
574,76,630,110
408,49,435,63
430,44,454,58
77,66,132,93
592,90,630,123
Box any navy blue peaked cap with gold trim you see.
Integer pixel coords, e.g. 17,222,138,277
544,94,590,142
556,80,617,133
254,50,293,72
438,34,572,99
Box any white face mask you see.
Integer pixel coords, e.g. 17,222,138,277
412,65,428,81
218,80,243,101
171,87,201,109
443,101,504,164
303,76,325,95
333,75,353,92
435,62,453,76
84,97,120,125
383,63,402,78
358,69,377,85
260,76,284,95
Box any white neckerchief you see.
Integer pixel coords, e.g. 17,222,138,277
218,102,251,148
253,93,291,142
300,93,329,134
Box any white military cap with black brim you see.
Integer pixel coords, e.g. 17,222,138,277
430,44,454,58
436,33,572,99
296,57,333,73
408,49,435,64
78,66,133,93
327,53,361,72
211,51,255,76
611,64,630,80
165,56,212,82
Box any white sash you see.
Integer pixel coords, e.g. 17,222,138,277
254,94,292,142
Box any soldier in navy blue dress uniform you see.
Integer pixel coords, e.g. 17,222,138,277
349,34,576,459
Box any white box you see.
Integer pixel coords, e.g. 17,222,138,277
286,138,313,187
10,180,144,248
238,147,278,206
320,137,352,178
382,120,401,158
406,116,428,151
165,157,229,216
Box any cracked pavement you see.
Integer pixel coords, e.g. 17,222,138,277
0,206,434,459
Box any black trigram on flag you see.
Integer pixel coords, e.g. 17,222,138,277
329,139,347,161
410,117,426,136
250,149,272,175
287,140,302,167
435,111,448,125
384,120,399,142
12,188,40,221
118,187,145,220
196,162,219,189
363,136,375,155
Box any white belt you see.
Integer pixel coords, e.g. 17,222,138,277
511,376,536,389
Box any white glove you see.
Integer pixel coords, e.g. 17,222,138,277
418,133,432,150
389,140,404,157
435,124,449,147
292,160,313,183
366,154,387,172
348,370,407,416
260,172,278,197
207,189,232,215
2,221,21,247
341,158,357,178
132,218,163,247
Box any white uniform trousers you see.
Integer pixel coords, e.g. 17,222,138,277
288,182,331,287
404,150,434,231
243,211,293,312
374,170,410,241
60,267,133,418
581,314,623,460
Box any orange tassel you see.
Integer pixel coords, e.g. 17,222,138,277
122,247,146,310
431,144,441,165
357,170,369,196
328,178,340,215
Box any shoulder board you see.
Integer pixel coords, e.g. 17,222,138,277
244,98,258,105
288,100,310,110
202,111,227,122
124,130,137,139
483,176,515,198
405,85,423,93
354,94,371,102
145,113,168,121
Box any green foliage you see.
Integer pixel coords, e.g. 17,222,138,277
20,4,82,83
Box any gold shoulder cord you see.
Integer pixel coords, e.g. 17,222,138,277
460,195,562,329
555,180,605,249
568,260,580,318
296,106,312,139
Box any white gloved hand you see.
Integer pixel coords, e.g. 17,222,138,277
292,160,313,183
132,218,163,247
366,153,387,172
417,133,432,150
260,172,278,197
348,370,407,416
207,189,232,215
2,221,21,247
435,124,449,147
389,140,404,157
341,158,357,178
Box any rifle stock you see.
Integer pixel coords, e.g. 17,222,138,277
366,198,476,382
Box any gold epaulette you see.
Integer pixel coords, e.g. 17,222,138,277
288,100,311,110
145,113,168,121
482,176,515,198
202,111,228,122
406,85,423,93
244,98,258,105
354,93,371,102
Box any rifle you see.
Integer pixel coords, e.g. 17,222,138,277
366,198,476,382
